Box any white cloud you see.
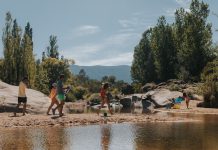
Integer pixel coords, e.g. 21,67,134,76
72,25,100,37
82,52,133,66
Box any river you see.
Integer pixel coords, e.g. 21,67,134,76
0,113,218,150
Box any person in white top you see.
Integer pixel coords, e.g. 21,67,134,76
14,77,28,116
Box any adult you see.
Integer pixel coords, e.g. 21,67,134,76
52,74,68,117
97,82,113,115
14,77,28,116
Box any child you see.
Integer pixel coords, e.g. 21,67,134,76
183,92,190,109
97,82,113,115
46,83,60,115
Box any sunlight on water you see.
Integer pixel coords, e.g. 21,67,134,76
1,114,218,150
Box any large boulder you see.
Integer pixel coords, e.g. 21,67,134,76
141,83,157,92
120,96,132,108
142,89,182,107
0,81,50,114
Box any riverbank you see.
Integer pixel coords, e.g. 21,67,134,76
0,111,200,129
1,99,218,128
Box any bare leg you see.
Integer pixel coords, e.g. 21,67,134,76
59,101,65,116
186,100,189,109
23,103,26,116
14,103,21,116
47,101,55,115
106,100,113,115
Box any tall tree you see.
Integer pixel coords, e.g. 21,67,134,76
46,35,59,59
151,16,177,81
2,12,13,84
131,29,157,84
12,19,22,84
174,0,213,80
20,22,36,87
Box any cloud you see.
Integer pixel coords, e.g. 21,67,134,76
72,25,100,37
81,52,133,66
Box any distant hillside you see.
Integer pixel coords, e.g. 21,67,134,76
71,65,132,83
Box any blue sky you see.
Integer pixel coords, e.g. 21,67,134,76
0,0,218,66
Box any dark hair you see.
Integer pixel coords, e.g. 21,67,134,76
22,76,28,81
183,93,187,97
60,74,65,79
103,82,109,89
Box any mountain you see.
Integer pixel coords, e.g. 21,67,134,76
70,65,132,83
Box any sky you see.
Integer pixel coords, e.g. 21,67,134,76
0,0,218,66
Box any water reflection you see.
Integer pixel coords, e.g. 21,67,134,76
1,115,218,150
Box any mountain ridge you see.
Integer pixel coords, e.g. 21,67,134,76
70,65,132,83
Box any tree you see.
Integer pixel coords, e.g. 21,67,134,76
41,58,71,87
20,22,36,87
174,0,213,80
131,29,157,84
2,12,13,84
201,58,218,107
151,16,177,81
46,35,59,59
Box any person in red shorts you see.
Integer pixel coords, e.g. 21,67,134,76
97,82,113,115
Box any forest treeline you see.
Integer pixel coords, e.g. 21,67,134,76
131,0,217,105
0,12,125,101
0,0,217,104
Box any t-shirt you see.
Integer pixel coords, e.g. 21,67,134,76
57,80,64,94
18,81,26,97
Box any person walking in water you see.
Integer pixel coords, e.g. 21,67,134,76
14,77,28,116
97,82,113,115
52,74,68,117
46,83,60,115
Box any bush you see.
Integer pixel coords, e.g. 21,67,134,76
201,58,218,107
73,86,87,100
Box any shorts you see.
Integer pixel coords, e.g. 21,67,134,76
18,97,27,103
57,94,65,101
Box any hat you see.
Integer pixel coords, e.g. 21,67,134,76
52,83,57,87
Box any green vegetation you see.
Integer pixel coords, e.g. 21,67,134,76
131,0,215,84
0,0,217,106
201,58,218,107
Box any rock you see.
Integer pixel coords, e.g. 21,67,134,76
0,81,50,114
145,89,182,107
120,96,132,108
141,83,157,92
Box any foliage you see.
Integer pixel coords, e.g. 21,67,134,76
1,12,35,86
46,35,59,59
131,0,214,84
73,86,88,100
201,58,218,107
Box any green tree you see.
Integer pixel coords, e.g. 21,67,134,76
41,58,71,86
2,12,13,84
131,29,157,84
174,0,213,80
46,35,59,59
201,58,218,107
20,22,36,87
151,16,177,81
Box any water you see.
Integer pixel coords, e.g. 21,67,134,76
1,114,218,150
